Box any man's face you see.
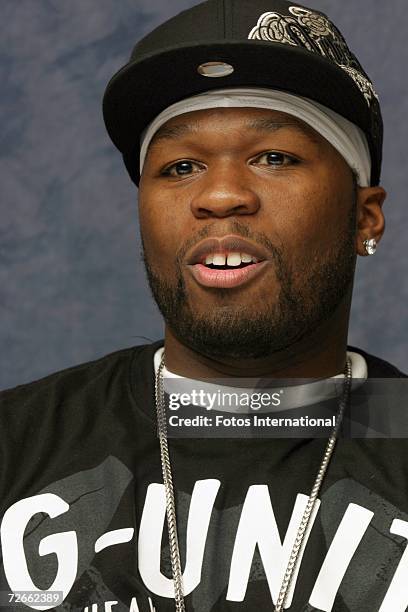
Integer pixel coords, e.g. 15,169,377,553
138,107,358,359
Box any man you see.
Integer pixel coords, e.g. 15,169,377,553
0,1,407,611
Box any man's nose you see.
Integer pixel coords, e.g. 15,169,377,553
190,164,261,218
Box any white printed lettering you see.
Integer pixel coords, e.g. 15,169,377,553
227,486,320,608
138,480,220,597
1,493,77,611
309,503,373,610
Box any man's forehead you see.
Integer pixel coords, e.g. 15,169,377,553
150,107,322,146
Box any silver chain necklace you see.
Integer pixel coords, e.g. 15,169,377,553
155,352,352,611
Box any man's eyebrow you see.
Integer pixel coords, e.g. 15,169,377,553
246,117,322,145
149,117,322,145
150,123,199,144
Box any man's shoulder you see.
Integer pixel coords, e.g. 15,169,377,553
347,344,407,378
0,340,162,406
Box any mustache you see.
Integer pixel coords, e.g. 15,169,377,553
175,219,283,266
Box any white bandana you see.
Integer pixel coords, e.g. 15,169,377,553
139,87,371,186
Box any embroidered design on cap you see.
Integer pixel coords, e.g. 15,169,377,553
248,6,378,107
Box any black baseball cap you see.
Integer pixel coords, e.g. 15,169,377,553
102,0,383,187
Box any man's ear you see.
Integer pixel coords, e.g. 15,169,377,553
356,186,387,256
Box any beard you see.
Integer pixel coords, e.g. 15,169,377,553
140,193,358,360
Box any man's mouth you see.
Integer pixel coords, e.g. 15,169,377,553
185,235,270,289
189,260,268,288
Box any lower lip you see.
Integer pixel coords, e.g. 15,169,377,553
187,261,268,288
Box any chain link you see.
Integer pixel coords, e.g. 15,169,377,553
274,356,352,610
155,352,352,612
155,354,186,611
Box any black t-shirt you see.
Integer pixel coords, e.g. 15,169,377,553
0,341,407,612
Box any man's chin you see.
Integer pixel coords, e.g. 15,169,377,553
165,308,300,360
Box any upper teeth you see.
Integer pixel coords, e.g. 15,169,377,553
204,252,258,266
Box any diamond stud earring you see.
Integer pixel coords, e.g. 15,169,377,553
363,238,377,255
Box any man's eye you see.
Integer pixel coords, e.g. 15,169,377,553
161,160,204,177
253,151,299,167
